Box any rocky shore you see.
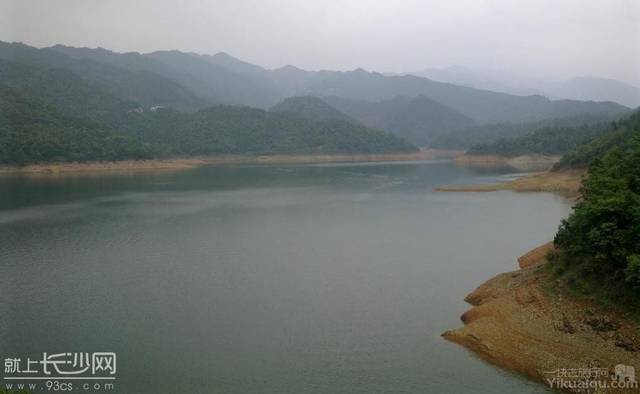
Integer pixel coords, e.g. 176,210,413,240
435,170,584,197
439,169,640,392
443,245,640,393
454,154,561,171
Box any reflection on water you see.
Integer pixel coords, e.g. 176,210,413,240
0,161,566,393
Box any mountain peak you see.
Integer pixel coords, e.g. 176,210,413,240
277,65,303,72
200,51,266,77
270,95,357,124
212,51,233,59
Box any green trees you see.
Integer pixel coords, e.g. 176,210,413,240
270,96,358,124
555,113,640,169
127,105,417,156
0,85,155,164
324,95,476,147
553,128,640,298
466,124,609,157
0,68,417,165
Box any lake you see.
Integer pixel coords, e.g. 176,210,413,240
0,161,571,393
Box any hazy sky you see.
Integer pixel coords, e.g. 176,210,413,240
2,0,639,85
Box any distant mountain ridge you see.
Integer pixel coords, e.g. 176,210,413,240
0,41,634,158
409,66,545,97
270,96,357,124
547,77,640,109
272,69,628,124
324,95,476,146
0,51,416,164
412,66,640,108
0,41,628,127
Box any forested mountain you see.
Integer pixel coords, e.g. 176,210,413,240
550,110,640,303
0,42,207,110
49,44,279,108
459,111,636,158
324,95,476,146
555,111,640,169
270,96,357,123
145,50,280,108
130,106,415,156
465,124,609,157
0,42,629,126
430,123,543,149
0,41,633,161
0,84,156,164
0,58,416,164
432,113,624,150
288,70,628,124
0,60,139,117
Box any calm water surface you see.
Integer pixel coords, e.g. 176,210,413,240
0,161,571,393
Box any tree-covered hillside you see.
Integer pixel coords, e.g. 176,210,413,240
1,40,632,163
270,96,357,124
429,113,620,149
126,106,416,156
324,95,476,147
302,70,629,124
1,41,630,126
551,114,640,303
0,85,156,164
555,111,640,169
0,60,139,117
465,124,609,157
453,111,631,157
0,61,417,165
0,42,207,110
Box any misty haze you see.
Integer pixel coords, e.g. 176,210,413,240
1,1,639,394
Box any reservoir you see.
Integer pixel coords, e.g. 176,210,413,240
0,161,570,393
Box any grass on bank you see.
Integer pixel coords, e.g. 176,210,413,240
545,250,640,323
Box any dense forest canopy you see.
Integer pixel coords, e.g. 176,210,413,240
555,112,640,169
270,96,357,124
552,113,640,302
323,95,476,147
0,40,635,165
0,60,416,165
0,85,157,164
127,105,417,156
431,113,621,150
465,124,610,157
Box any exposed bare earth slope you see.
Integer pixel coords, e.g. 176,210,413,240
454,154,561,171
443,248,640,393
435,170,584,197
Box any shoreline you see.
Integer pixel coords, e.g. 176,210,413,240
0,149,464,175
442,244,640,393
441,170,640,393
454,154,561,171
435,169,584,197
